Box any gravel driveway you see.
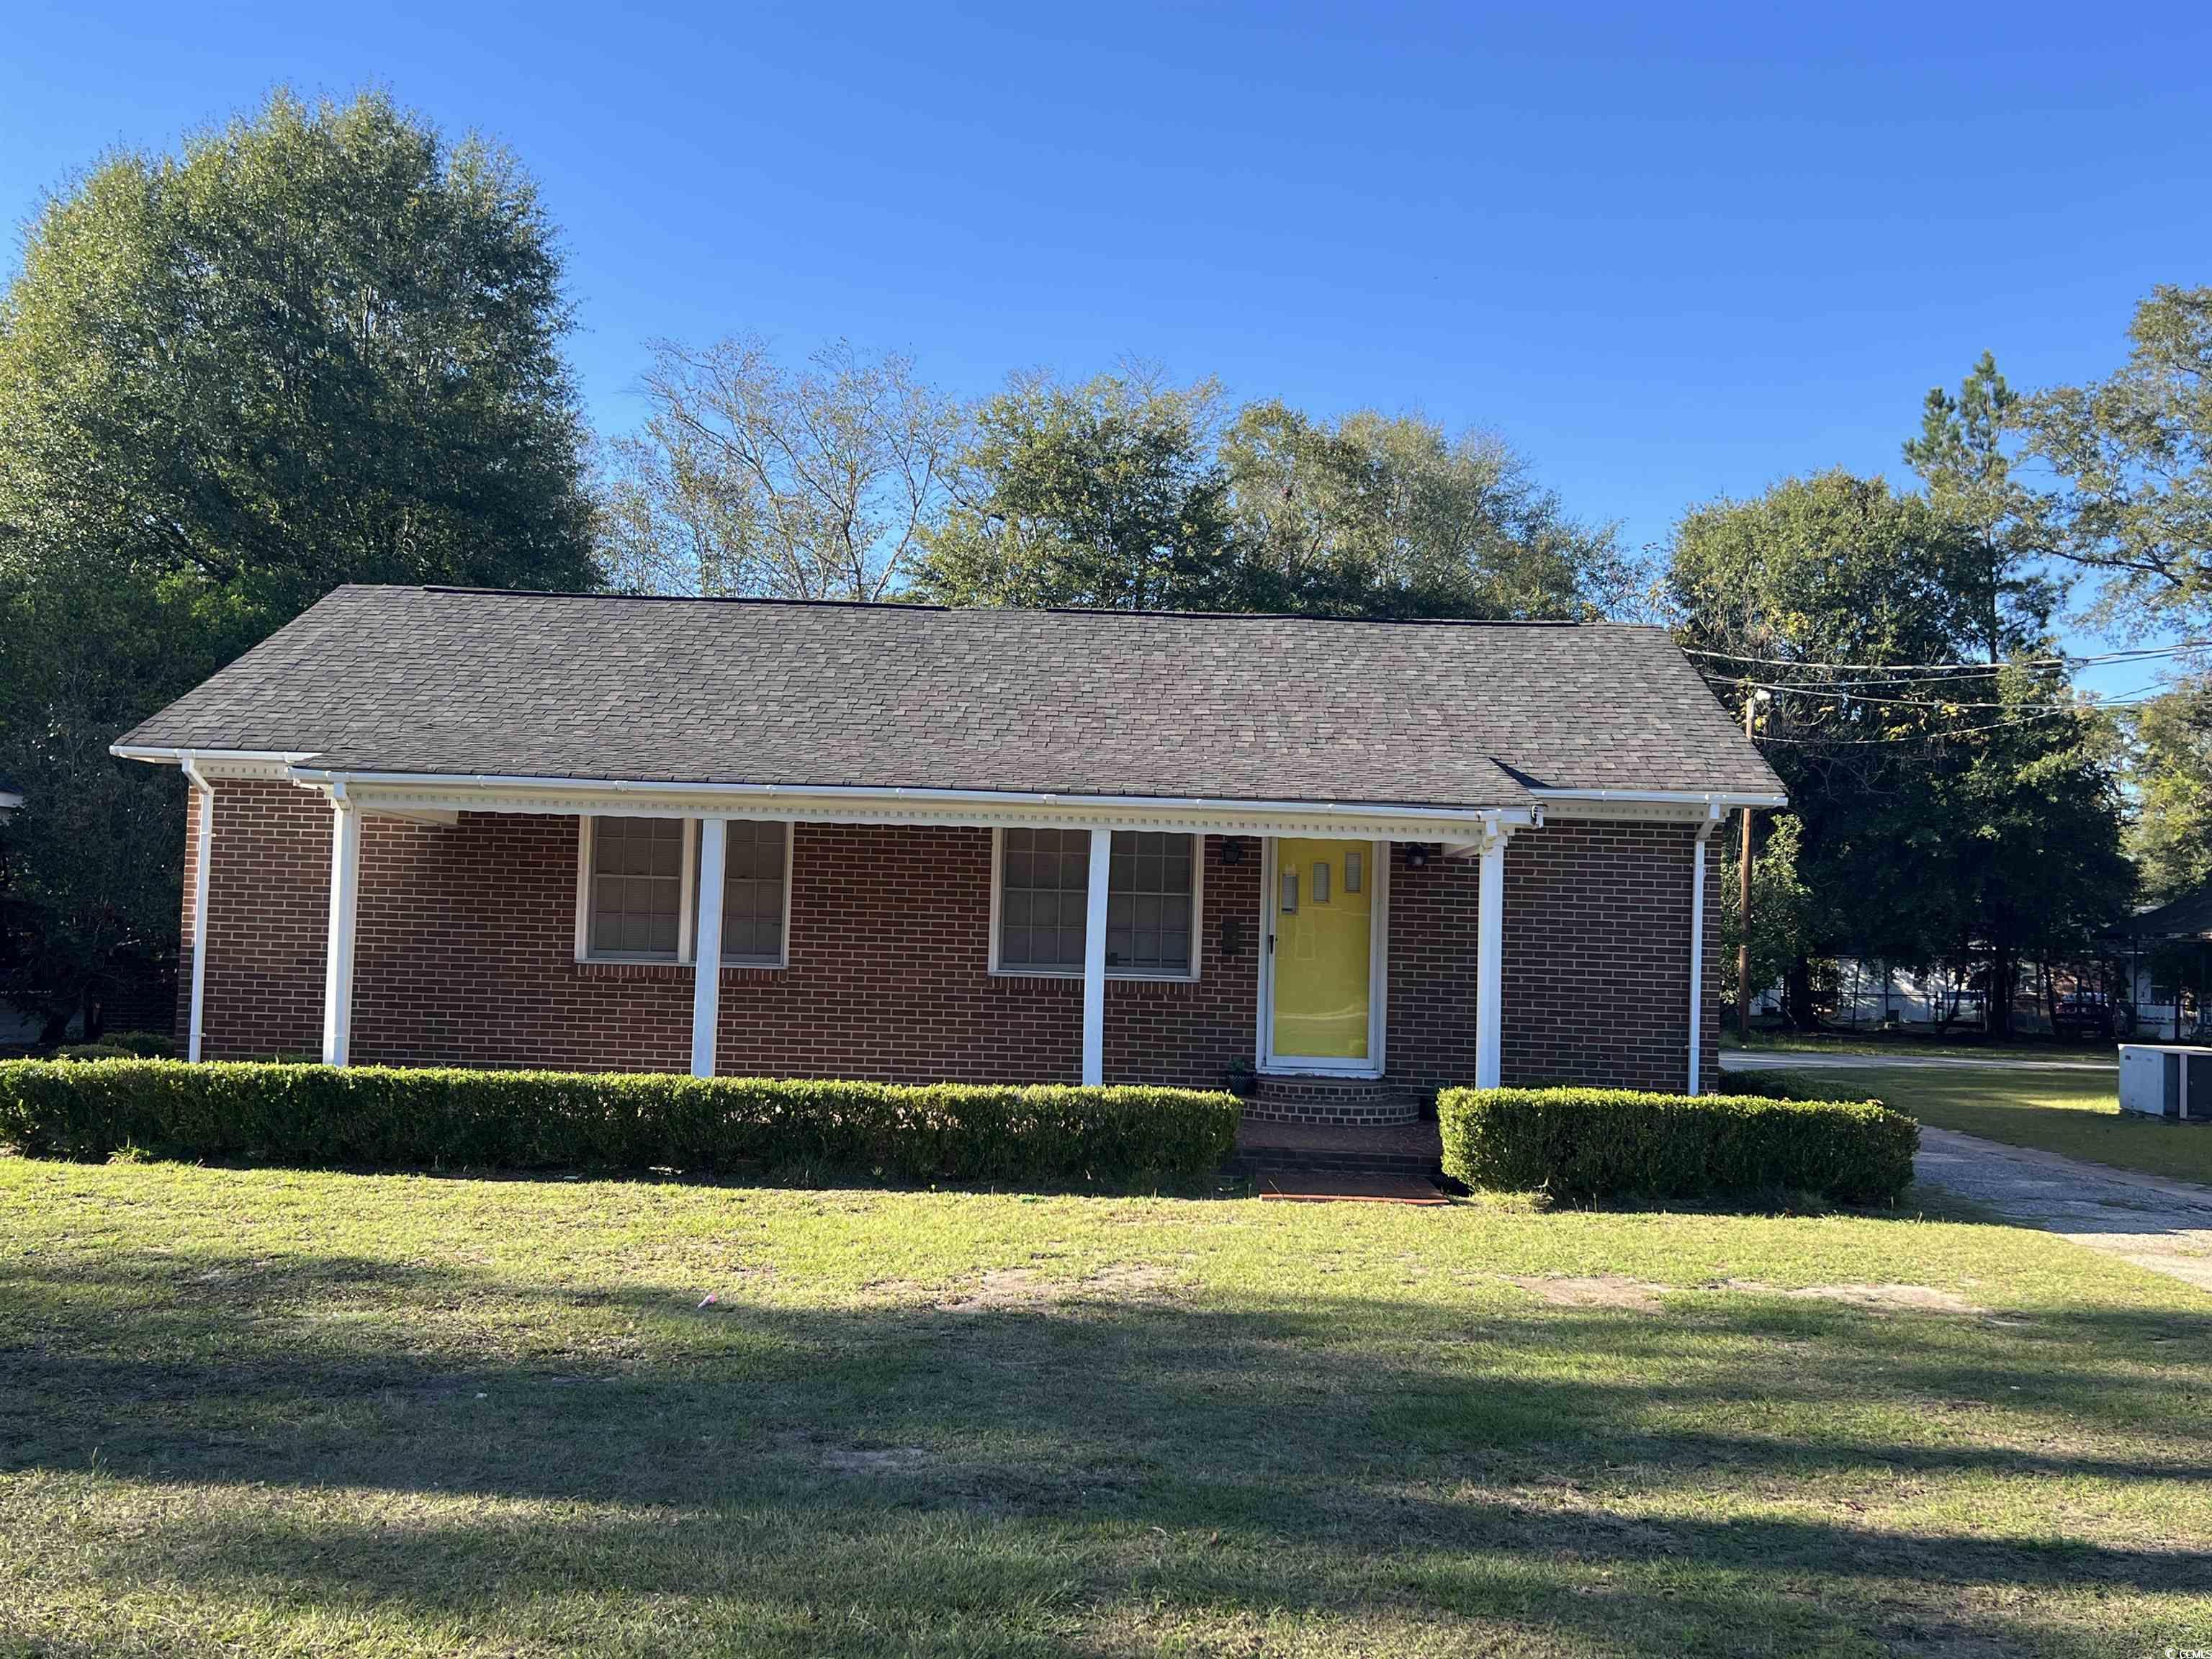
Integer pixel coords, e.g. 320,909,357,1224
1912,1127,2212,1293
1720,1050,2212,1292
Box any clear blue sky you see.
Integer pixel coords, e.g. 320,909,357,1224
6,1,2207,683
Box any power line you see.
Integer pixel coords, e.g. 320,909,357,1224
1739,669,2194,713
1682,640,2212,675
1750,694,2165,747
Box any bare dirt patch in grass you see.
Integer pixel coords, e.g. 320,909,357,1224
1505,1274,1664,1311
1727,1279,1986,1314
925,1262,1177,1312
816,1443,935,1474
1502,1276,1987,1316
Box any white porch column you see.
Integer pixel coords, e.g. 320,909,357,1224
320,793,361,1067
691,817,727,1079
1474,829,1506,1089
1082,827,1111,1085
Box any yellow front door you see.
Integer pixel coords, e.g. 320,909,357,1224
1270,837,1374,1062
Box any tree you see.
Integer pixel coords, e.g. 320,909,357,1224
1719,811,1812,1013
2126,677,2212,902
1219,401,1632,619
2022,286,2212,637
1902,352,2060,661
0,89,599,1035
917,369,1236,611
1666,470,2128,1037
1923,670,2134,1038
600,336,959,600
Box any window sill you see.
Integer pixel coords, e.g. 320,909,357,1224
988,967,1201,985
573,958,789,979
575,958,691,980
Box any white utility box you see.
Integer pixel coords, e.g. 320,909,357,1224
2118,1043,2212,1120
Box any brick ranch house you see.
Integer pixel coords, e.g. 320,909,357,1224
113,586,1783,1117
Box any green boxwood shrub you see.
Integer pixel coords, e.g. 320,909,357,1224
1437,1084,1917,1205
0,1060,1240,1186
1715,1067,1855,1102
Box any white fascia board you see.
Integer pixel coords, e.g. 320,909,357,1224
112,743,320,780
1531,787,1788,821
283,766,1540,842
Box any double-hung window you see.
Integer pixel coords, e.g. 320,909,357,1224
584,817,687,959
719,820,788,965
993,828,1200,979
578,816,791,967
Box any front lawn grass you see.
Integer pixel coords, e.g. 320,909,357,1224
1848,1061,2212,1186
4,1156,2210,1656
1725,1029,2103,1061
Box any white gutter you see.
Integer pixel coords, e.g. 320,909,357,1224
1531,786,1789,809
179,753,214,1064
110,745,318,766
279,765,1538,824
118,747,1782,817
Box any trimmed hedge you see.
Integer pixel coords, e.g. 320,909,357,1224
1437,1084,1917,1205
0,1060,1240,1185
1716,1067,1858,1102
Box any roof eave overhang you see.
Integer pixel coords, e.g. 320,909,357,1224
1529,786,1788,821
114,746,1539,840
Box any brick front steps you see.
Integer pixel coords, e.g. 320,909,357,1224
1231,1112,1444,1180
1239,1074,1423,1127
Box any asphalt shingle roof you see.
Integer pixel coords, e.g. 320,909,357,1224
117,586,1782,809
2123,881,2212,942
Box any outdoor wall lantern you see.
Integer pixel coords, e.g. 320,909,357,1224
1404,844,1432,869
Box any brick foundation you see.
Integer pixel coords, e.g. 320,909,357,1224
182,782,1716,1093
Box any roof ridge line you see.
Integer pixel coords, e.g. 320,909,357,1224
403,585,1594,628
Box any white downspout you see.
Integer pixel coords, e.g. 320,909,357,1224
180,754,213,1064
1689,806,1722,1094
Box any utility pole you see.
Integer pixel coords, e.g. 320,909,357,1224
1735,691,1759,1041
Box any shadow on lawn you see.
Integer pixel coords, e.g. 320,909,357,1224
4,1251,2210,1656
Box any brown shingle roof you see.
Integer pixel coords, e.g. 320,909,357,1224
116,585,1782,809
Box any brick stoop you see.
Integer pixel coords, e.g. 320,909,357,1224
1241,1074,1424,1126
1229,1113,1445,1179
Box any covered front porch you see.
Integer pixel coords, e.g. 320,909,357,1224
199,763,1545,1093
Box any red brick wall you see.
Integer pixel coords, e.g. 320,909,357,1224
1500,818,1716,1093
1383,845,1483,1091
194,779,333,1059
705,825,1260,1087
184,785,1714,1092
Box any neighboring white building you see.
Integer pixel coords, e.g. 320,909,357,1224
1753,960,1984,1028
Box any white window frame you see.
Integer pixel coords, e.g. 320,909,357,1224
572,814,696,965
710,819,795,971
987,827,1205,982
